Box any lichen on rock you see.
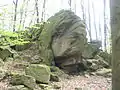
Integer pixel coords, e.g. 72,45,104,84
25,64,51,83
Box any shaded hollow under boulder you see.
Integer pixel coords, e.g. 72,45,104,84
43,10,87,72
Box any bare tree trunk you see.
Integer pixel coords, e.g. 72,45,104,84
41,0,46,21
110,0,120,89
104,0,107,51
68,0,72,10
80,0,89,38
22,0,30,29
35,0,39,23
29,8,36,26
98,16,102,49
88,0,92,42
74,0,76,13
98,16,102,41
13,0,18,32
80,0,85,21
18,0,26,30
61,0,63,9
92,1,98,40
81,0,91,41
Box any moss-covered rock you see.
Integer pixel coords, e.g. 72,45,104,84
50,66,68,79
38,10,87,69
50,73,60,82
98,51,112,65
96,68,112,77
51,10,87,57
26,22,45,41
10,74,40,90
82,43,100,59
53,84,61,89
5,57,14,62
50,66,65,76
25,64,50,83
8,85,29,90
11,42,32,51
39,84,53,90
0,58,4,66
0,46,14,60
0,69,7,80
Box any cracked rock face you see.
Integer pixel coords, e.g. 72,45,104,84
49,10,87,72
39,10,87,72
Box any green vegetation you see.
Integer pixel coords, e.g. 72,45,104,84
0,30,29,46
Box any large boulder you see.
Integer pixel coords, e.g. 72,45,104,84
39,10,87,72
25,64,51,83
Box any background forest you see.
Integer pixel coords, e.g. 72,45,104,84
0,0,113,90
0,0,110,52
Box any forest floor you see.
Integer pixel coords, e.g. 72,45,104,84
51,74,112,90
0,74,111,90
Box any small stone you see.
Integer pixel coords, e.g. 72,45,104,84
0,58,4,66
84,74,90,78
8,85,29,90
50,73,60,82
39,84,53,90
0,69,7,80
96,68,111,77
53,84,61,89
75,87,82,90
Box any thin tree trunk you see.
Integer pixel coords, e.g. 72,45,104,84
80,0,89,38
29,9,36,26
18,0,26,30
80,0,85,21
35,0,39,23
13,0,18,32
68,0,72,10
22,0,30,29
110,0,120,89
92,1,98,40
61,0,63,9
98,16,102,41
74,0,76,13
41,0,46,21
88,0,92,42
104,0,107,51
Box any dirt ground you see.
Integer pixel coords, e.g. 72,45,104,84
0,72,111,90
52,75,111,90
